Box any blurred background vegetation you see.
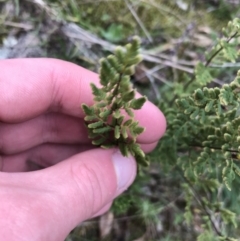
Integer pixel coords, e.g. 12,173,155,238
1,0,240,240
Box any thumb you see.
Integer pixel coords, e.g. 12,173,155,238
39,148,136,228
48,149,136,221
0,148,136,241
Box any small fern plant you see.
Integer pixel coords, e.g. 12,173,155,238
81,37,148,166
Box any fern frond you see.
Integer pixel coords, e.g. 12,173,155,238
81,37,148,166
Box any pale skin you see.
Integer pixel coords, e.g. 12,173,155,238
0,58,166,241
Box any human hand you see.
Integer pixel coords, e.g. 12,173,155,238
0,58,166,241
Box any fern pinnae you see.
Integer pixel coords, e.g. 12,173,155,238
82,37,148,166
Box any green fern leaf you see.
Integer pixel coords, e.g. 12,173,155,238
88,121,104,129
82,104,94,115
93,126,112,134
114,125,120,139
221,40,239,62
129,96,147,110
122,90,135,102
119,142,129,156
195,62,212,85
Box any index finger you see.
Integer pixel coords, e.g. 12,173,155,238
0,58,166,143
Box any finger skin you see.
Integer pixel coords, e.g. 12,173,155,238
0,148,136,241
0,58,166,144
92,202,113,218
0,113,90,155
0,142,157,173
0,109,158,155
1,143,94,172
0,112,159,155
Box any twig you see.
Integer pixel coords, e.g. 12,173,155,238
169,31,239,106
145,72,161,101
3,21,33,30
124,0,153,43
142,53,194,73
61,22,195,74
140,0,187,28
151,72,172,86
189,144,238,154
184,31,239,91
139,52,240,68
27,0,62,19
205,32,238,67
137,65,171,86
78,0,120,4
210,63,240,68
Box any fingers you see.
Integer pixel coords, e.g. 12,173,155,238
134,100,166,143
140,142,159,153
1,143,93,172
1,142,157,173
0,58,101,122
0,148,137,239
0,58,166,144
0,110,159,155
0,113,90,155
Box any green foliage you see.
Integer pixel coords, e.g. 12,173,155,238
175,69,240,190
155,18,240,240
100,23,126,42
195,62,213,86
82,37,148,166
111,193,136,216
197,231,219,241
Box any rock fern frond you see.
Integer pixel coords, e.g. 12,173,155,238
82,37,148,166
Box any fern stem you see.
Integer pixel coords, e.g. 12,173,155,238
169,31,239,106
205,31,239,67
184,31,239,91
111,73,123,112
189,144,238,154
176,165,225,238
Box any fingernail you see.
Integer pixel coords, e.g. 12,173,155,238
112,150,137,194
